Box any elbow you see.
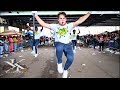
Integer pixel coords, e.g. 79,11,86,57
38,21,45,27
74,21,82,27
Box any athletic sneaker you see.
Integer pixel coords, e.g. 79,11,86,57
57,63,63,73
31,51,35,54
92,52,96,55
115,52,120,55
62,70,68,78
73,50,76,53
75,46,77,50
34,54,38,57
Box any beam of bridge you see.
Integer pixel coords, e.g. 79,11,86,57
0,11,120,16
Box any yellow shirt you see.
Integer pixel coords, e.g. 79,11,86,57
13,38,18,43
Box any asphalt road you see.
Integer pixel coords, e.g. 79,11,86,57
0,46,119,78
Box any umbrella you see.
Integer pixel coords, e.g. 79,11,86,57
0,30,22,36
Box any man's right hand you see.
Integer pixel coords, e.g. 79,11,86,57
32,11,37,14
32,11,38,16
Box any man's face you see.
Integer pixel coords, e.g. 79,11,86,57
58,14,67,26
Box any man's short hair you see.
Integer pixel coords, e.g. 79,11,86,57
57,12,67,18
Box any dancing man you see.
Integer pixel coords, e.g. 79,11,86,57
27,24,43,57
70,27,80,53
32,11,91,78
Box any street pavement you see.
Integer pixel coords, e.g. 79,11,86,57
0,46,119,78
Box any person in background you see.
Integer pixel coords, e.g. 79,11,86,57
30,26,43,57
13,36,18,52
0,36,4,57
17,35,24,51
70,28,80,53
99,35,105,52
8,35,14,52
4,36,9,54
25,27,34,49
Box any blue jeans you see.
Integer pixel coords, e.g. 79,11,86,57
54,42,67,57
28,39,33,49
18,43,23,50
0,45,4,56
72,40,77,50
14,43,18,52
55,42,74,70
4,43,9,52
33,39,40,54
93,42,96,50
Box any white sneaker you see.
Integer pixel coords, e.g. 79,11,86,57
102,51,105,53
31,51,35,54
57,63,63,73
98,51,101,53
75,46,77,50
92,52,96,55
34,54,38,57
21,50,24,52
73,50,76,53
115,52,120,55
62,70,68,78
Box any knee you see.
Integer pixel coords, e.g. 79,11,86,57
67,55,74,63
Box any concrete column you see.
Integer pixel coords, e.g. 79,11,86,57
19,27,22,33
4,25,8,31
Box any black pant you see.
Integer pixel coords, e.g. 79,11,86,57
99,42,104,51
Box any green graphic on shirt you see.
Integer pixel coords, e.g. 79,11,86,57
34,31,38,35
71,34,76,39
56,27,68,38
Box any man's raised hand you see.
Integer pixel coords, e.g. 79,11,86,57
32,11,38,16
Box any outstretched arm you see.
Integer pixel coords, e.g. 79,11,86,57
26,23,35,31
32,11,51,29
73,12,91,28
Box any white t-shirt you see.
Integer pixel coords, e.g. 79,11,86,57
70,33,77,40
70,26,79,40
50,23,74,44
34,30,42,39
